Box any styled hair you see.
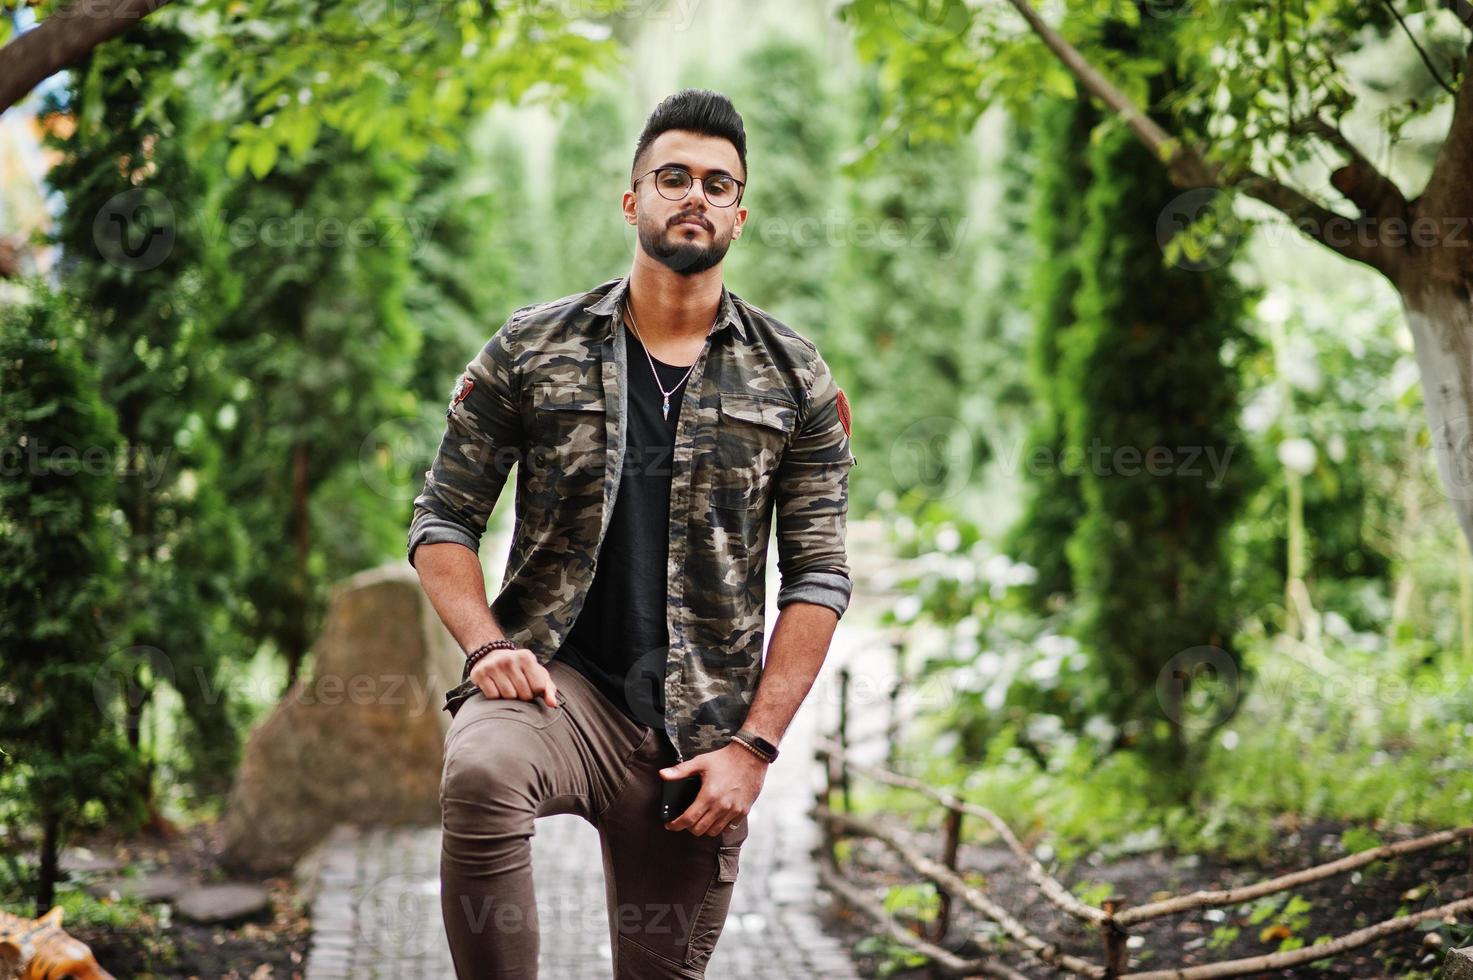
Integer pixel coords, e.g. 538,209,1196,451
631,89,747,186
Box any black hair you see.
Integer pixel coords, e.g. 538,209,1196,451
631,89,747,187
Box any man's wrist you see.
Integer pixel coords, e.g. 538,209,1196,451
731,728,779,764
462,632,510,656
462,637,519,679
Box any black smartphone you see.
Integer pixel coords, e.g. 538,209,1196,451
659,773,701,824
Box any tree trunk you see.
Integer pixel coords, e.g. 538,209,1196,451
284,442,311,691
36,811,59,916
1398,280,1473,555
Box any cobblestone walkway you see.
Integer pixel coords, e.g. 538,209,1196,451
300,525,895,978
301,744,859,979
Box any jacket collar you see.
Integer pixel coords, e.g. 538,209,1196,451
583,274,748,344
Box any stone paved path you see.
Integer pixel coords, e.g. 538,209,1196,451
301,521,896,978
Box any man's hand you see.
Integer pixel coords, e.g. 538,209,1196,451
470,647,559,707
660,743,769,836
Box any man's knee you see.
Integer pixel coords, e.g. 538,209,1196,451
440,723,543,851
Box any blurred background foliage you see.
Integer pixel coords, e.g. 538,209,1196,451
1,0,1471,918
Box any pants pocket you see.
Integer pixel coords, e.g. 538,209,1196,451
684,844,743,971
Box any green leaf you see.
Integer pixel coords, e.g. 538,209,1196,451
248,138,279,180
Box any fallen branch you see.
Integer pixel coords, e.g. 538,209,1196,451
815,735,1473,978
813,845,1035,980
1120,894,1473,979
818,805,1107,978
1115,825,1473,926
815,737,1103,926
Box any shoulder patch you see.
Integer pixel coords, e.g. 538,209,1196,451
447,373,474,418
836,386,851,438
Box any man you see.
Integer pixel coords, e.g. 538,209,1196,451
409,88,856,979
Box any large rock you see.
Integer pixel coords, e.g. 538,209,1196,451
1448,946,1473,980
175,884,271,925
221,563,465,873
85,873,190,903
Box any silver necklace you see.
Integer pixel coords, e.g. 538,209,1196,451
624,299,707,420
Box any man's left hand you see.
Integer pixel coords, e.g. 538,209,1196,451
660,742,770,837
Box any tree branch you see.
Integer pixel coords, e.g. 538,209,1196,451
0,0,176,115
1381,0,1457,95
1417,41,1473,233
1237,169,1403,276
1002,0,1418,279
1292,115,1410,220
1001,0,1216,187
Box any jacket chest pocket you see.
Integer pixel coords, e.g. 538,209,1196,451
709,391,797,511
525,382,606,495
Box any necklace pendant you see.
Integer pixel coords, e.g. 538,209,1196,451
662,394,671,420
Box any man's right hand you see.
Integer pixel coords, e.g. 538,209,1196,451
469,647,559,707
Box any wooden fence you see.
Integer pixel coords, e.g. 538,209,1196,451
812,667,1473,978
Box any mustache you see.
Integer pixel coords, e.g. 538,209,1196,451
670,214,711,231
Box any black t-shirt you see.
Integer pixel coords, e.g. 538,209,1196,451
553,325,691,757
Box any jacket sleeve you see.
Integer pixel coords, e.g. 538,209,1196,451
773,347,857,619
407,315,523,568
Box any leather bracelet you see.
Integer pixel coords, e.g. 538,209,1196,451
463,638,520,680
731,729,779,764
730,736,772,763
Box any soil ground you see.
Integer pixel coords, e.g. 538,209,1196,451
819,814,1473,978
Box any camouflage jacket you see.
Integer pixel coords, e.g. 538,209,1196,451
408,274,857,761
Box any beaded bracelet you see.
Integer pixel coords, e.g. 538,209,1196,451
463,638,520,679
730,732,777,764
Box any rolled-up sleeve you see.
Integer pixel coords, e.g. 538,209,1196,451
407,315,523,568
774,347,857,619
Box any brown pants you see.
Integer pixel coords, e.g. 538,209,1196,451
439,657,748,979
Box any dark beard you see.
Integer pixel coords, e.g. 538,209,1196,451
638,219,731,276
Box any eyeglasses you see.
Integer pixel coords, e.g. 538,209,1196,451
632,166,745,208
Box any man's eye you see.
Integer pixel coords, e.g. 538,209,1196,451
707,177,734,193
659,172,689,186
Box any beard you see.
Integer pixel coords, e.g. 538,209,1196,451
638,215,733,276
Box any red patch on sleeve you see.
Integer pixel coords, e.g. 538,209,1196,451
447,374,474,417
836,387,851,438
